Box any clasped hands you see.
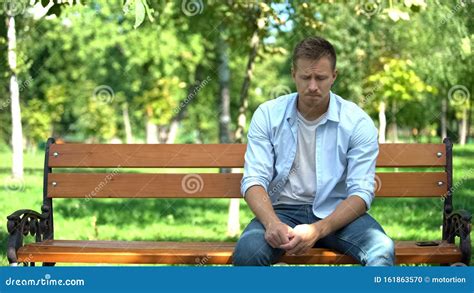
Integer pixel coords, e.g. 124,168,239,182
264,221,323,255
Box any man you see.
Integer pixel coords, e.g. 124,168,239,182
232,36,395,266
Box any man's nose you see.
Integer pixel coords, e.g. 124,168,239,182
308,79,319,92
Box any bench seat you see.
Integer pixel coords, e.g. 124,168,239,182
18,240,462,265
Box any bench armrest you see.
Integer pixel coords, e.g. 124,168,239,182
444,209,471,265
6,207,51,265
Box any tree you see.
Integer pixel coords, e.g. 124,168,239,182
6,13,23,179
365,58,435,142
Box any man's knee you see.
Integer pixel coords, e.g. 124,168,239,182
365,235,395,266
232,230,276,266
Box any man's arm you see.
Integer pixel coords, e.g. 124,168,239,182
315,195,367,237
241,106,294,248
245,185,293,248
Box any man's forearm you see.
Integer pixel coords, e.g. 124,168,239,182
315,195,367,238
244,185,280,229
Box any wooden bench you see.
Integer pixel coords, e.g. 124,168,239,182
6,137,471,266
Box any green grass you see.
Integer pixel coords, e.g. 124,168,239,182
1,145,473,266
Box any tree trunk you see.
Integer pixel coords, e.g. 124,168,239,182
227,30,261,238
146,106,158,144
391,100,398,142
390,123,399,143
441,98,447,140
467,93,472,143
217,29,231,144
122,103,133,143
7,16,23,179
459,107,468,145
158,126,168,143
166,121,179,144
166,65,206,144
227,197,240,238
234,30,259,144
378,101,386,143
217,28,239,237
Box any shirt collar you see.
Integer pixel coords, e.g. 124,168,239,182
286,91,340,126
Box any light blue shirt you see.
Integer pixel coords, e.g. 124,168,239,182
241,91,379,218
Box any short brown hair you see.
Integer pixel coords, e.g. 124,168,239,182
292,36,336,70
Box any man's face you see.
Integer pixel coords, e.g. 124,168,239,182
291,57,337,110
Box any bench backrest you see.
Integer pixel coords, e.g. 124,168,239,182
43,138,452,200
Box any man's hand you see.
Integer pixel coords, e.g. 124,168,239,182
264,222,294,248
279,223,323,255
278,196,367,255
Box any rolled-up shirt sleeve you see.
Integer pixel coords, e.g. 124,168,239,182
345,116,379,210
241,106,275,197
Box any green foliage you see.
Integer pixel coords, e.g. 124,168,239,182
364,58,437,132
22,99,51,144
138,77,183,125
74,93,117,142
366,58,435,105
0,0,472,145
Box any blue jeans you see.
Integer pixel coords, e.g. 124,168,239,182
232,204,395,266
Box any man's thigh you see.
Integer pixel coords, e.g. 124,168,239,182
314,213,393,263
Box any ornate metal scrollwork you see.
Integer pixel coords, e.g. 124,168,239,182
444,209,472,265
6,205,51,265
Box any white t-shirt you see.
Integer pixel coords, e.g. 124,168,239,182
276,110,327,205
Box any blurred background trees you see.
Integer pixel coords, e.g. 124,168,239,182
1,0,471,149
0,0,472,234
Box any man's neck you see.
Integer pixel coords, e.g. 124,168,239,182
297,95,330,121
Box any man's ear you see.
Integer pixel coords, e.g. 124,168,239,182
291,66,296,80
332,69,338,85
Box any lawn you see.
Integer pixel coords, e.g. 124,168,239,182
1,144,473,266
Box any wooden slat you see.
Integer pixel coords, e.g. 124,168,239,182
17,240,462,265
49,144,246,168
48,173,242,198
47,172,447,198
376,172,447,197
377,143,446,167
48,143,446,168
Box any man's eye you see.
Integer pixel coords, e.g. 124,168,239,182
301,76,310,80
317,76,327,80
